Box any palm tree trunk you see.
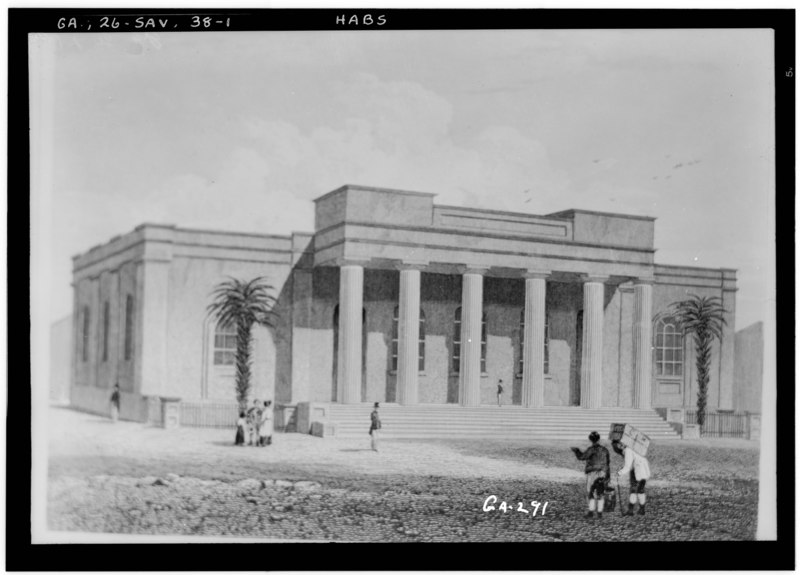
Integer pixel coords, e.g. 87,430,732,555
695,333,712,428
235,320,253,409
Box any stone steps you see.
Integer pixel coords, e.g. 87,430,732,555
327,404,680,441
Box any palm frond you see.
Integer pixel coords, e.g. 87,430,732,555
206,276,279,405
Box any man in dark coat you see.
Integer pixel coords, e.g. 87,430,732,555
369,402,382,452
571,431,611,519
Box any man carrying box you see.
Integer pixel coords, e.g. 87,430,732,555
613,439,651,516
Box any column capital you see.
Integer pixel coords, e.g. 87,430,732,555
334,257,371,268
632,276,656,286
395,259,429,272
456,264,490,276
581,274,609,284
522,269,551,280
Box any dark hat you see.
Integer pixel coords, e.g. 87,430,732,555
374,402,380,408
589,431,601,442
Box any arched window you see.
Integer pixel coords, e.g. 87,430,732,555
213,322,237,366
81,306,90,362
519,310,550,375
102,301,110,362
655,316,683,376
391,306,426,371
453,307,487,373
124,295,134,361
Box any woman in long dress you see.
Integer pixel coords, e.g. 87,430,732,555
259,400,273,446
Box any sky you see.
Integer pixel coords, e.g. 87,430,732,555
30,27,775,330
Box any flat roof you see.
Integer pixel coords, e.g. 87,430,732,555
547,209,656,222
313,184,438,203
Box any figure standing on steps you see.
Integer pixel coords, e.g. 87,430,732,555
613,439,651,516
496,379,504,407
369,402,382,452
571,431,610,519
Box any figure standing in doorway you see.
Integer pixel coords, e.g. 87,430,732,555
496,379,504,407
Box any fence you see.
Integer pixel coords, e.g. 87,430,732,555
685,410,748,438
180,400,240,428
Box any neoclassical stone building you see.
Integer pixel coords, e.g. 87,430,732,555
70,185,737,422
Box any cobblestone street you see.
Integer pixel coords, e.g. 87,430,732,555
45,407,759,542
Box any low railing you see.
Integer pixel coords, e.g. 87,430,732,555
179,400,239,428
685,410,749,438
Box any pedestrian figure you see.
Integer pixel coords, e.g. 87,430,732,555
571,431,610,519
497,379,504,407
259,400,273,446
235,411,246,446
369,402,381,452
613,439,651,516
109,382,121,423
246,399,262,446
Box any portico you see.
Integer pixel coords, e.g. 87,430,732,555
311,185,658,409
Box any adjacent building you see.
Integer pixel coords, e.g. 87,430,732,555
733,321,764,413
69,184,738,422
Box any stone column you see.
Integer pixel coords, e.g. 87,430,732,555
580,276,607,409
459,266,487,407
632,280,654,409
522,270,549,408
396,262,426,406
337,261,365,404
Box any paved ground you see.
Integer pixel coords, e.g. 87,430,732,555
45,407,760,542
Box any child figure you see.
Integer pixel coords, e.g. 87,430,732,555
246,399,262,446
235,411,246,446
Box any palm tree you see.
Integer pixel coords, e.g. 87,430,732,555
207,277,278,409
670,294,727,428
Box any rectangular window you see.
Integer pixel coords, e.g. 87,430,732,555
544,316,550,375
519,311,549,375
102,301,110,362
82,306,90,362
391,307,399,372
453,307,461,372
480,313,487,373
214,324,237,365
124,295,134,360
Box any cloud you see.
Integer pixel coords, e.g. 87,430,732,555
229,73,571,216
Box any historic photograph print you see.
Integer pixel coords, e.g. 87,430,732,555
28,14,778,549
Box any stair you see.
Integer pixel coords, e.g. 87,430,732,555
328,403,681,441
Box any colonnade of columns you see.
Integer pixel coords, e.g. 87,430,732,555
335,258,654,409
